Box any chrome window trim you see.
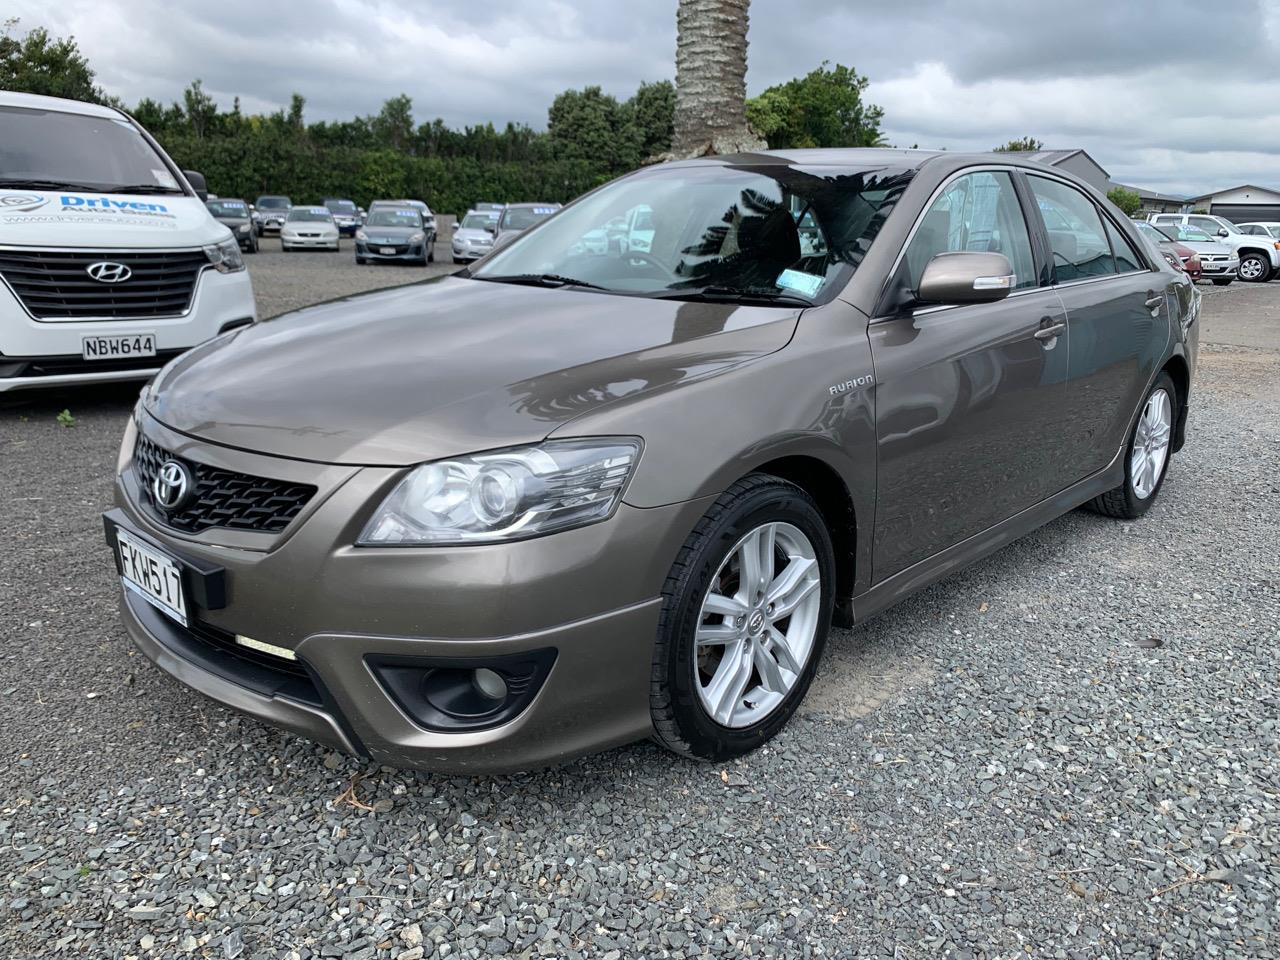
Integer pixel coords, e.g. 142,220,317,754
0,244,212,323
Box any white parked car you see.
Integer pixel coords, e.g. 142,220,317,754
280,207,340,251
1152,223,1239,285
1237,221,1280,240
0,91,256,393
1148,212,1280,283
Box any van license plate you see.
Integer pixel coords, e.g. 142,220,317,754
82,334,157,361
116,529,188,626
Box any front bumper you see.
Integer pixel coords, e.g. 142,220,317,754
356,240,427,262
451,243,492,261
107,414,709,772
0,268,256,393
1198,258,1239,275
281,234,339,249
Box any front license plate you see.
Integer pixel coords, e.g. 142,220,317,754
380,247,397,255
116,529,188,626
82,333,156,361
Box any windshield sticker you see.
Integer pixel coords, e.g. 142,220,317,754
533,207,555,215
395,210,417,217
776,269,824,298
151,168,178,189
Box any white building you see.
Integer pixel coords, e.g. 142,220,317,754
1185,185,1280,224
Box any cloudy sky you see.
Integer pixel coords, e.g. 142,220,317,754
11,0,1280,196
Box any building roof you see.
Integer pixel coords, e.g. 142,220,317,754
1110,182,1187,203
1186,184,1280,203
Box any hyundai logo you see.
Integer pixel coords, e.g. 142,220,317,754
152,460,193,511
86,261,132,283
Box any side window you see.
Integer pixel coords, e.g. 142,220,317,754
1027,176,1115,282
903,171,1037,292
1103,218,1144,273
1189,216,1223,235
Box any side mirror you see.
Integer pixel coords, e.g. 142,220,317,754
486,224,497,234
917,252,1016,305
183,170,208,201
452,222,459,231
1217,228,1230,238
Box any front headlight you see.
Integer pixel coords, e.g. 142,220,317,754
237,223,250,234
409,232,424,243
204,236,245,273
355,229,367,241
358,438,642,545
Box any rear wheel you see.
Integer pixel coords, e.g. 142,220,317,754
1238,252,1271,282
651,475,834,761
1084,372,1176,520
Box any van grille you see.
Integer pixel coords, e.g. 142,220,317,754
134,434,317,534
0,249,209,320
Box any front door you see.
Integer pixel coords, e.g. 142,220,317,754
869,169,1070,581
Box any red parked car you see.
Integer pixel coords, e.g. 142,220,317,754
1136,221,1202,282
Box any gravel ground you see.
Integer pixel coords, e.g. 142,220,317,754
1,282,1278,959
246,235,461,318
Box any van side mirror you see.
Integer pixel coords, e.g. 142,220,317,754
917,252,1016,305
183,170,208,201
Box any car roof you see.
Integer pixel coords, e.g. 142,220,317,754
504,202,559,210
0,90,125,120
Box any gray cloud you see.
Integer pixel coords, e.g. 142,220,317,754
9,0,1278,195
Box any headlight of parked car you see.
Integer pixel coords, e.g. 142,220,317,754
409,232,424,244
355,229,367,241
204,236,245,273
358,438,642,545
237,223,250,234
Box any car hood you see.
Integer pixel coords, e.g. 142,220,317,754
0,191,228,248
362,225,420,241
145,277,801,466
1179,240,1232,255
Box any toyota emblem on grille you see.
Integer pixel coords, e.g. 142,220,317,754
153,460,193,511
86,261,132,283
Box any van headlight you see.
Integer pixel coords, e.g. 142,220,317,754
358,439,642,545
204,237,245,273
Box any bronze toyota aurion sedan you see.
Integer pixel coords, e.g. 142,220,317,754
106,149,1198,773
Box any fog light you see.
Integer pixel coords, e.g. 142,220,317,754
472,667,507,701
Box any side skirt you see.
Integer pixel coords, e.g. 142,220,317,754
847,454,1125,626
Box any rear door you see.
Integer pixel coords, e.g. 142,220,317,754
868,169,1070,581
1025,175,1169,477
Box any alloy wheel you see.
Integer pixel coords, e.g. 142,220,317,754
1239,256,1266,281
693,521,822,728
1130,388,1172,499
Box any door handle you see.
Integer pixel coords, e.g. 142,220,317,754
1145,295,1163,309
1034,322,1066,341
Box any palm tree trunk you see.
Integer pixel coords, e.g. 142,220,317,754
670,0,765,158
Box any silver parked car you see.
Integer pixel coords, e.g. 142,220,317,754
106,149,1197,773
451,209,499,263
1155,224,1239,285
280,206,340,252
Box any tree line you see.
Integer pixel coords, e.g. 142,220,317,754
2,19,886,215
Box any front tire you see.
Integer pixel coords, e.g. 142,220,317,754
1084,372,1176,520
1237,252,1271,283
650,475,835,762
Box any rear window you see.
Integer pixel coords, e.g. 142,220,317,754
0,105,183,194
325,200,357,214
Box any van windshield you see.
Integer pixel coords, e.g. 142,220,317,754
0,105,184,194
473,163,916,303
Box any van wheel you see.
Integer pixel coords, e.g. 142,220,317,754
650,474,834,762
1238,252,1271,282
1084,372,1176,520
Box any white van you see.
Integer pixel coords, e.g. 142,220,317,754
0,91,257,392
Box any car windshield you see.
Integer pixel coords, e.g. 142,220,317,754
258,197,290,210
500,206,556,231
366,209,421,227
325,200,357,215
473,164,916,302
1173,226,1214,242
0,105,184,194
287,207,333,223
207,200,248,217
461,213,497,229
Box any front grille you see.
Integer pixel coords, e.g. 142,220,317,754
134,434,317,534
0,249,209,320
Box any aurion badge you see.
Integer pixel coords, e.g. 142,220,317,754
153,460,193,511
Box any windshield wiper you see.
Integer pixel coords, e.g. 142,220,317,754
108,183,185,195
0,178,184,195
652,285,813,307
477,273,606,290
